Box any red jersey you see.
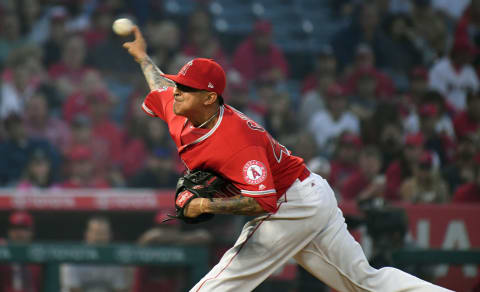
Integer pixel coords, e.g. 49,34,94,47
385,160,404,201
453,111,479,139
452,183,480,202
341,170,369,201
142,87,305,212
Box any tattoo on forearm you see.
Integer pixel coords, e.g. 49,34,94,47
207,195,266,216
140,56,174,90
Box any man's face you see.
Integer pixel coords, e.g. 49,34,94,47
63,36,86,68
410,79,427,96
173,85,208,117
338,144,358,163
404,145,423,163
327,96,347,115
317,56,336,75
6,119,26,142
85,220,111,244
360,154,381,177
356,76,376,97
26,95,48,122
253,34,271,52
71,160,93,180
420,116,437,135
8,228,33,243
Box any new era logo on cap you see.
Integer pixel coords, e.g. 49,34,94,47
160,58,226,96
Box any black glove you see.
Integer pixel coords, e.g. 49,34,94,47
168,169,227,224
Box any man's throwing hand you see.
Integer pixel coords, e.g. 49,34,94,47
122,26,147,63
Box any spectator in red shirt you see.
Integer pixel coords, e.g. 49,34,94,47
0,211,43,292
328,132,362,192
87,90,125,166
453,90,480,140
385,133,424,201
65,114,112,176
301,45,337,95
60,145,110,188
341,145,384,201
62,70,108,123
342,44,395,99
182,8,229,69
232,20,288,83
83,5,114,49
453,157,480,202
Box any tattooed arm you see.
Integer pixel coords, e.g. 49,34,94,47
185,196,266,217
139,55,174,90
123,26,174,90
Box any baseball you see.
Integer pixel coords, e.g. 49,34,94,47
112,18,134,36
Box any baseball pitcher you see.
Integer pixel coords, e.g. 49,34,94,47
123,26,453,292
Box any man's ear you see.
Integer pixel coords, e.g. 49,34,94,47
204,92,218,105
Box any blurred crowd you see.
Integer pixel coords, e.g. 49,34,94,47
0,209,212,292
0,0,479,206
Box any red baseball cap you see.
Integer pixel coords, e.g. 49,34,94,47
418,103,438,117
326,83,347,98
340,133,362,147
419,151,433,166
410,66,428,80
253,20,273,35
161,58,226,96
68,146,92,161
9,211,34,228
451,38,475,55
405,133,424,147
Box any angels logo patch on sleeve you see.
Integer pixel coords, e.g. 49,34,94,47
243,160,267,185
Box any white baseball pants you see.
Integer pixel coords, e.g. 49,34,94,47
191,172,454,292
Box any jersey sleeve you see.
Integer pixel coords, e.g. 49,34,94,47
142,86,174,121
219,146,278,212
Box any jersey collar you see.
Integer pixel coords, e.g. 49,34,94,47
178,105,224,152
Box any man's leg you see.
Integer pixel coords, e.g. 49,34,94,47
190,216,315,292
190,175,336,292
294,177,453,292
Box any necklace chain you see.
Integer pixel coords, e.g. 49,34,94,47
196,108,220,128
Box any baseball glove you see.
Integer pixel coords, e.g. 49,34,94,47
167,169,227,224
